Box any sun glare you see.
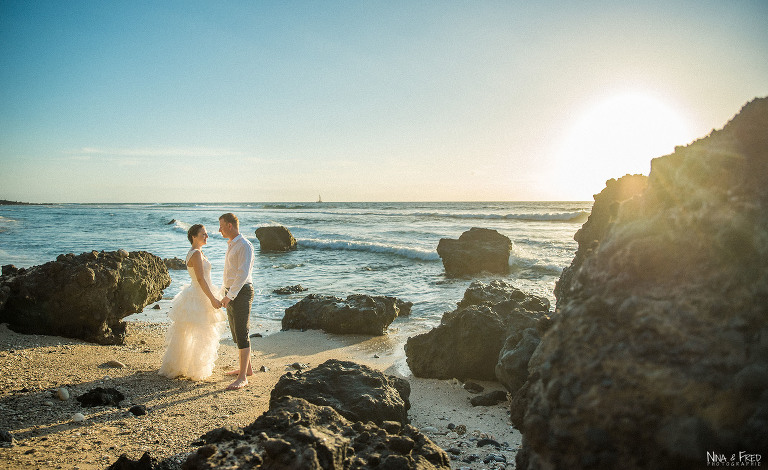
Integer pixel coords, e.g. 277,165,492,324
554,92,694,199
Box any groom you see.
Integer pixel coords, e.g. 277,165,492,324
219,212,255,390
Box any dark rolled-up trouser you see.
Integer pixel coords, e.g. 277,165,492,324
225,283,253,349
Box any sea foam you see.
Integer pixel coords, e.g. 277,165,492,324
298,238,440,261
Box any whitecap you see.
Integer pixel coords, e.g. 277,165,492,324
298,238,440,261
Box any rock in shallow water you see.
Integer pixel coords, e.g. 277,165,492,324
254,225,297,252
437,227,512,276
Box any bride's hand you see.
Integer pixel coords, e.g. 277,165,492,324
211,298,222,309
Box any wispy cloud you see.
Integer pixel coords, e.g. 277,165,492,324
73,147,246,158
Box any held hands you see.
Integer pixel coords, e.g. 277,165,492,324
210,297,222,309
222,297,231,308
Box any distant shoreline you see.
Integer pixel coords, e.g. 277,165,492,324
0,199,50,206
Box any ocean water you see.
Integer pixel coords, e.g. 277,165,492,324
0,202,591,339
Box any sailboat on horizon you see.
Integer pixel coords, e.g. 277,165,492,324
316,194,322,203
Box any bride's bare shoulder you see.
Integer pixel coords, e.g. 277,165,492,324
186,249,202,264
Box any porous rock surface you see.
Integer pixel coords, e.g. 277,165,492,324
270,359,411,426
436,227,512,276
0,250,170,345
254,225,297,251
184,396,450,470
515,97,768,469
405,280,550,382
283,294,411,335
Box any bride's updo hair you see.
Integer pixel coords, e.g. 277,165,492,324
187,224,204,244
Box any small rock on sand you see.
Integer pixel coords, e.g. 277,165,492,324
56,387,70,400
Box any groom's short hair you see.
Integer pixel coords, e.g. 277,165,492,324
219,212,239,229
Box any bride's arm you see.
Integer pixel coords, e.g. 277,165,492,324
188,251,222,309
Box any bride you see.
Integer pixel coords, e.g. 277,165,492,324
159,224,227,380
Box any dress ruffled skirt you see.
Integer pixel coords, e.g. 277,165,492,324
158,283,227,380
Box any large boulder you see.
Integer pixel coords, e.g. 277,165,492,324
436,227,512,276
554,174,648,304
270,359,411,426
515,97,768,469
405,280,550,381
0,250,171,345
184,396,450,469
283,294,410,335
254,225,297,252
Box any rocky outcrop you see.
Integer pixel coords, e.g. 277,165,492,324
162,257,186,270
436,227,512,276
270,359,411,426
405,280,550,381
283,294,411,335
515,97,768,469
0,250,171,345
254,225,297,252
554,174,648,303
184,396,450,469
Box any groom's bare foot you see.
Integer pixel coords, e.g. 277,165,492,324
225,369,253,376
226,378,248,390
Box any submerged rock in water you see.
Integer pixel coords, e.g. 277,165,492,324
270,359,411,426
515,97,768,469
254,225,297,252
283,293,409,335
437,227,512,276
162,257,186,270
0,250,171,345
184,396,450,470
272,284,308,295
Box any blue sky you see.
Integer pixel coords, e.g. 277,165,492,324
1,1,767,202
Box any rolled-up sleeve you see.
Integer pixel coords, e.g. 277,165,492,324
226,238,254,300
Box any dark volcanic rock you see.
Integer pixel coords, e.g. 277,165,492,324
0,430,16,447
272,284,308,295
270,359,411,425
0,250,171,345
254,225,297,252
496,327,543,394
515,97,768,469
405,280,550,381
554,174,648,304
77,387,125,407
184,396,450,470
107,452,156,470
457,279,548,310
283,294,409,335
2,264,20,276
470,390,509,407
436,227,512,276
162,257,186,270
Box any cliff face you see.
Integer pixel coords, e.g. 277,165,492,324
517,97,768,469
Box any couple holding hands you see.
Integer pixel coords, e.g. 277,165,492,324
158,212,255,390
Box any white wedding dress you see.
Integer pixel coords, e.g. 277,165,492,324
159,248,227,380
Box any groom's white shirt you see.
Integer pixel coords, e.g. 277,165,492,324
223,234,254,301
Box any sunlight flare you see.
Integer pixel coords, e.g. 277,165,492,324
555,92,696,198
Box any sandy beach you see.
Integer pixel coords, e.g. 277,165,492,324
0,320,521,469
